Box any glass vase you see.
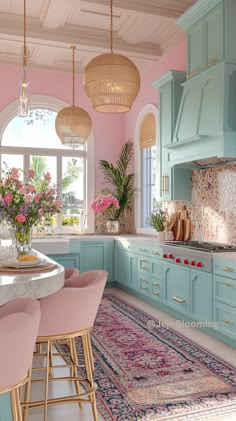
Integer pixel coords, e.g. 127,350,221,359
12,226,32,257
106,220,120,235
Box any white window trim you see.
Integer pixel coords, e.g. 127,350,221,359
134,104,159,235
0,95,95,233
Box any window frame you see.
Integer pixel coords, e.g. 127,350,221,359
0,95,95,233
134,104,160,234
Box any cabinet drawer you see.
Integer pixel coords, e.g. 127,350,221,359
139,274,150,296
213,275,236,307
137,257,162,278
213,259,236,280
213,301,236,339
149,276,162,302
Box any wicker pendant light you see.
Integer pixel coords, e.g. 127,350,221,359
83,0,140,113
55,46,92,146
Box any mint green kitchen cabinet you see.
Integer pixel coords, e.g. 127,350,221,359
153,70,191,201
47,253,80,269
115,247,138,290
163,262,190,316
190,269,213,321
0,394,12,421
80,240,113,282
186,3,223,77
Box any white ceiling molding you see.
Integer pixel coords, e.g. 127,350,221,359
0,0,197,74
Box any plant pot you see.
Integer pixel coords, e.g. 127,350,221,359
106,220,120,235
156,231,165,242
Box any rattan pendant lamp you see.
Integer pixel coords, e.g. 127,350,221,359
83,0,140,113
55,46,92,146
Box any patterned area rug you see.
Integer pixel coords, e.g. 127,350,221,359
57,294,236,420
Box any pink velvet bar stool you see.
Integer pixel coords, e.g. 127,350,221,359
0,298,41,421
29,269,108,421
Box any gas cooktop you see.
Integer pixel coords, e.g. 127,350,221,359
164,241,236,252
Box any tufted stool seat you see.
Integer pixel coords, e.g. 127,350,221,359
0,298,41,421
28,270,108,421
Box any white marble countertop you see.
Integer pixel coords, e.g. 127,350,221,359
0,251,64,306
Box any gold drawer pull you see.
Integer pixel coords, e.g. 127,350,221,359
141,277,148,282
140,248,148,252
187,69,199,78
152,282,160,286
140,259,148,263
224,282,233,287
152,251,160,256
222,267,234,272
223,319,234,325
203,58,218,67
152,291,159,296
141,266,148,270
172,296,186,303
141,286,147,290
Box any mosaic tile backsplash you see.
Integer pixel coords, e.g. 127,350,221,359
165,164,236,245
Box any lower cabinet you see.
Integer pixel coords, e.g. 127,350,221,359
190,269,212,321
80,240,114,282
115,248,137,290
47,253,80,269
163,262,190,316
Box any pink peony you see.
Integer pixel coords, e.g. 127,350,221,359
44,171,52,182
34,193,42,202
19,187,27,195
4,193,13,204
15,214,26,223
27,184,35,193
91,194,119,215
28,169,35,179
24,194,32,203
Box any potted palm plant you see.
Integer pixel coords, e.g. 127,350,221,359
96,141,135,233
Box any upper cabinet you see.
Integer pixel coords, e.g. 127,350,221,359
187,3,223,78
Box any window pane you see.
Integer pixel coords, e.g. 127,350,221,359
1,154,23,171
2,109,84,150
141,145,158,227
62,157,84,227
30,156,57,186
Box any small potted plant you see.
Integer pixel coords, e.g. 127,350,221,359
149,209,166,242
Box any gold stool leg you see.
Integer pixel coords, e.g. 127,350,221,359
22,366,32,421
11,389,18,421
82,333,98,421
44,341,50,421
87,332,95,371
16,387,23,421
71,337,83,408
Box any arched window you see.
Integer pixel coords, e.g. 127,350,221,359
134,104,160,232
0,96,95,233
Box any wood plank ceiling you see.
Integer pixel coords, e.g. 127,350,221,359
0,0,197,73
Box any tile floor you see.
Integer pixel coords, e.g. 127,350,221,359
28,288,236,421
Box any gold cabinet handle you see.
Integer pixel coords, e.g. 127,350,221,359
140,266,148,270
222,267,234,272
141,286,147,290
203,58,218,67
187,69,199,78
172,296,186,303
152,282,160,286
224,282,233,287
141,277,148,282
140,259,148,263
152,291,159,296
140,248,148,252
223,319,234,325
152,251,160,256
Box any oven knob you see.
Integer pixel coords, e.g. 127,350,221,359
163,254,168,259
191,261,196,266
169,253,174,259
184,259,189,265
175,258,181,264
196,261,203,268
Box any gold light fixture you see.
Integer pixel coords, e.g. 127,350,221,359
83,0,140,113
19,0,29,117
162,175,169,194
55,46,92,146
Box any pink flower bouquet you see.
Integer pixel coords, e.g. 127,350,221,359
91,194,120,219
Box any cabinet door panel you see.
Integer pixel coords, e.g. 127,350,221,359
48,253,80,269
188,21,204,74
190,270,212,321
115,249,130,286
205,4,223,66
163,263,190,315
80,241,113,281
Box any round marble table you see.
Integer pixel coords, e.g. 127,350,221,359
0,252,64,306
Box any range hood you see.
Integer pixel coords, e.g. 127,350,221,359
166,0,236,169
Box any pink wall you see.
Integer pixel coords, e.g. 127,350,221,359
0,40,186,192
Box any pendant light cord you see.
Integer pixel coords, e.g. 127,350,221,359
110,0,113,53
23,0,27,67
71,46,76,106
